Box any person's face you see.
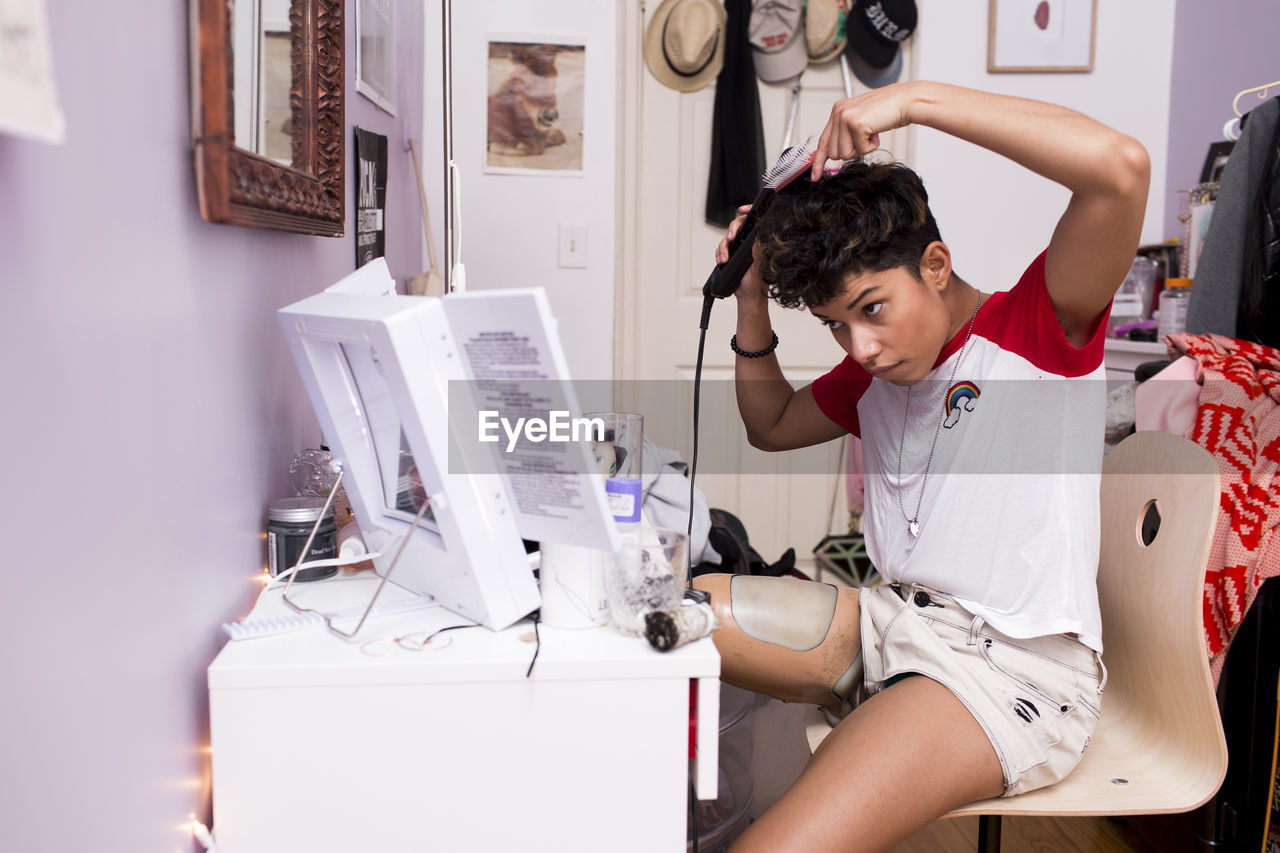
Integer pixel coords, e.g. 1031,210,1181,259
808,262,951,387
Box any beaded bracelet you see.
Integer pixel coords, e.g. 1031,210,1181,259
730,331,779,358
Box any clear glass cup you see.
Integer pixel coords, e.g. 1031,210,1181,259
1109,256,1159,333
583,412,644,527
605,527,689,636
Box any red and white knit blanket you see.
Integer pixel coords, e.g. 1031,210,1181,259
1166,332,1280,683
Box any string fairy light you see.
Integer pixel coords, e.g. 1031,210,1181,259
189,814,216,851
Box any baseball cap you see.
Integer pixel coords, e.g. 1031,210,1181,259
750,0,808,83
845,0,916,88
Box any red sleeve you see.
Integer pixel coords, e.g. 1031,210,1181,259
811,356,872,437
977,250,1109,377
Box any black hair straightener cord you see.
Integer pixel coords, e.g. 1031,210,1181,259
684,147,815,853
686,143,816,566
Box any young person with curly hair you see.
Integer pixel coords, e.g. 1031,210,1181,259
693,82,1150,853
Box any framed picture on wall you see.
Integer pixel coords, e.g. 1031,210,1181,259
356,0,396,114
355,128,388,269
484,37,586,176
1184,184,1217,279
988,0,1097,73
1199,141,1235,184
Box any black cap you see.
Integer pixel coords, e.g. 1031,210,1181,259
847,0,917,70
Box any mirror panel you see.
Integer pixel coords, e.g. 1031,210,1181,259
259,26,294,163
231,0,294,164
193,0,345,236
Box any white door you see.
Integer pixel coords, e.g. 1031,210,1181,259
617,3,914,572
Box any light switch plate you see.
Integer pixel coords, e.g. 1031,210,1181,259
558,224,587,269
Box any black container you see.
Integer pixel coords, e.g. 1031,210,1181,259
266,497,338,581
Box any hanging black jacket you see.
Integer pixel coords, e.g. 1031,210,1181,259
1186,96,1280,346
1238,106,1280,347
705,0,766,228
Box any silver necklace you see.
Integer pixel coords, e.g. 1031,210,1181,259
897,292,983,538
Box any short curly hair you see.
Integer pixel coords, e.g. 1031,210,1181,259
754,159,942,310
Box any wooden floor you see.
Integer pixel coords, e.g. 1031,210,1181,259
891,815,1160,853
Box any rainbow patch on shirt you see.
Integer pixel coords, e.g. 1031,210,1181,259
943,381,981,428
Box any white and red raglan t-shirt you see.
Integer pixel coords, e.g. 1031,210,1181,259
812,252,1108,651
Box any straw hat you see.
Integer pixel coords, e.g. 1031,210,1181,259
806,0,852,63
645,0,727,93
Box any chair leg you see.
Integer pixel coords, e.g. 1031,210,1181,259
977,814,1002,853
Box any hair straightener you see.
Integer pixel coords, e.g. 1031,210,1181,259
686,142,820,558
701,141,818,301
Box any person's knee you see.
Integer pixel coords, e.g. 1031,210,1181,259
692,572,730,600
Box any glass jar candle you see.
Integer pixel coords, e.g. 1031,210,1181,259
266,497,338,581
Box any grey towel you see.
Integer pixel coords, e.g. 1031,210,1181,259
639,437,720,566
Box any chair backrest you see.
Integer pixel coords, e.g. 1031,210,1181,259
1097,431,1225,796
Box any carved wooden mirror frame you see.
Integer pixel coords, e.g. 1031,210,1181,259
192,0,345,236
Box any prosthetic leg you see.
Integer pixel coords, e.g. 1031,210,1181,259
693,573,864,717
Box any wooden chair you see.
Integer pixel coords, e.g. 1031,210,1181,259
804,430,1229,852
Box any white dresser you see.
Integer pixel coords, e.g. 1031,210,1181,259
207,576,721,852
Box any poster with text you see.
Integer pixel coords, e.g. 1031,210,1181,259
355,127,387,268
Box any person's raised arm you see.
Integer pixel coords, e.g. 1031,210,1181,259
811,82,1150,345
717,207,845,452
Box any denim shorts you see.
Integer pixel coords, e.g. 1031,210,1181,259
859,582,1106,797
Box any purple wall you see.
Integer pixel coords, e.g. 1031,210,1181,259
1163,0,1279,238
0,2,423,850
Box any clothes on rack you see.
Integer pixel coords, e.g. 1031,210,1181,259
1186,96,1280,347
1164,331,1280,684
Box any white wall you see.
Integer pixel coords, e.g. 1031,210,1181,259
446,0,619,379
911,1,1176,292
438,1,1181,371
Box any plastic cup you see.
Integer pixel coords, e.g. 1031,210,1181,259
605,527,689,636
538,543,610,629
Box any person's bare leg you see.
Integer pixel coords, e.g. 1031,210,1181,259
693,574,862,714
730,675,1005,853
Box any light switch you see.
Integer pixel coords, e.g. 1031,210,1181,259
558,223,588,269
